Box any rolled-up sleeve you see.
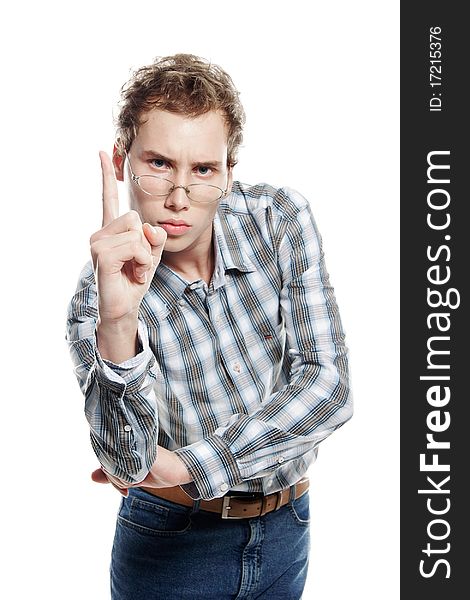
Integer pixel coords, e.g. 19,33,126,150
66,263,159,484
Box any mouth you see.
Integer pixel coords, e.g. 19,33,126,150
158,220,192,236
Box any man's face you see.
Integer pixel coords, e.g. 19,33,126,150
114,109,232,260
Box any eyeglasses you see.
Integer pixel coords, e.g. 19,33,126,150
126,154,228,204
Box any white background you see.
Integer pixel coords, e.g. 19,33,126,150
1,1,399,598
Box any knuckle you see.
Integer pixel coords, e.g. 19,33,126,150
89,239,99,257
130,240,142,255
90,239,110,264
126,210,142,228
89,230,102,245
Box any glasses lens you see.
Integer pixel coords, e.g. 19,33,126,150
187,184,223,203
138,176,173,196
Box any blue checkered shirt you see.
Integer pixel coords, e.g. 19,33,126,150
67,182,352,500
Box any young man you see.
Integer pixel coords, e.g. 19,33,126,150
67,53,352,599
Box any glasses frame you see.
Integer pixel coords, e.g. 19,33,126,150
126,153,228,204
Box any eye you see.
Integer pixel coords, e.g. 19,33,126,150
196,165,212,176
151,158,167,169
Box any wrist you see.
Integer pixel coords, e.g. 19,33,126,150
96,314,139,363
172,450,193,485
176,458,192,485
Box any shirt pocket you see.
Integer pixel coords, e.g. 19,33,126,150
242,319,286,395
255,320,285,365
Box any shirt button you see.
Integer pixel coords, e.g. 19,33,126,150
278,456,285,464
178,299,185,306
220,483,229,492
124,425,132,432
233,362,241,374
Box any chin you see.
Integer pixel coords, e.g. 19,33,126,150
162,237,192,253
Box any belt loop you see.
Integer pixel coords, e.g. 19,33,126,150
191,499,201,515
260,495,270,517
288,483,297,503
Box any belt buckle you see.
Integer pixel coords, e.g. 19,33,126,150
221,494,249,519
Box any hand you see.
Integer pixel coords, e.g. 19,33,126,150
91,468,130,497
91,446,192,495
137,446,192,488
90,151,167,323
90,151,167,361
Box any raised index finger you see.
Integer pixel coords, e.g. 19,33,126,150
99,150,120,227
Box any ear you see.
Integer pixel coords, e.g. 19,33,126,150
225,164,234,197
112,144,125,181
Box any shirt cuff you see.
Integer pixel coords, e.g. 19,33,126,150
93,321,155,393
175,435,243,500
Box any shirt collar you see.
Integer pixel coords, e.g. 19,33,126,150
213,209,256,275
149,203,257,307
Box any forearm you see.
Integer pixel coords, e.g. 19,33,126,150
175,356,352,499
67,268,160,483
96,313,139,363
85,361,159,484
92,445,192,494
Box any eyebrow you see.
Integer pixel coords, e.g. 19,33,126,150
141,149,224,169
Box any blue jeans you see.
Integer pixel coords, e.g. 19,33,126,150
110,487,310,599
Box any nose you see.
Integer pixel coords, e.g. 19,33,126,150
164,185,190,211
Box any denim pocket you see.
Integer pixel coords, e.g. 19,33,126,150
288,492,311,527
118,490,192,536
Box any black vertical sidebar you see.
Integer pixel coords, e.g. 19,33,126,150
401,2,468,598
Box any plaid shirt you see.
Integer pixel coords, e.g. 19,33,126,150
67,182,352,500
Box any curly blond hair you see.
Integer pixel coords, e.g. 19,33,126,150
115,54,245,167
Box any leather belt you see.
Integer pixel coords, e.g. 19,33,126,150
140,477,309,520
